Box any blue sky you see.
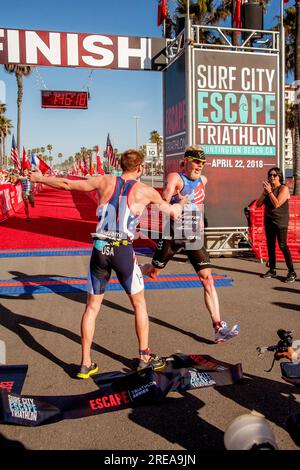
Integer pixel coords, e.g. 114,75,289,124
0,0,292,163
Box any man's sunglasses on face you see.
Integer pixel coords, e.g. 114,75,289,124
189,158,206,165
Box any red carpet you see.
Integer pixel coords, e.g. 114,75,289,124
0,187,97,249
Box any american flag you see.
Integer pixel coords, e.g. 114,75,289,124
10,135,21,171
105,134,119,169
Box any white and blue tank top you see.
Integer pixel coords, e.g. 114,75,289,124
94,177,140,241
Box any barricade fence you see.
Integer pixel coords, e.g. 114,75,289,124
0,182,44,222
249,196,300,263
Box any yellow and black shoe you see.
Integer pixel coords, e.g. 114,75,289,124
76,362,99,379
137,350,166,372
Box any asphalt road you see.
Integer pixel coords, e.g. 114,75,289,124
0,252,299,453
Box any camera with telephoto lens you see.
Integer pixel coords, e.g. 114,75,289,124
265,329,293,356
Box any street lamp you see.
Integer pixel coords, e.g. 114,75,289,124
132,116,142,149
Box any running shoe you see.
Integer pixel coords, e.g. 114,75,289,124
262,270,276,279
139,263,157,278
214,321,240,344
137,353,166,372
76,362,99,379
284,271,297,283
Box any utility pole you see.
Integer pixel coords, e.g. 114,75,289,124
133,116,142,149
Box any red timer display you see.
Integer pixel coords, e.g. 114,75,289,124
41,91,88,109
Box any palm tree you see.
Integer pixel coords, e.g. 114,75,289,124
277,4,300,194
4,65,33,156
0,115,13,165
150,130,163,156
47,144,53,158
294,1,300,194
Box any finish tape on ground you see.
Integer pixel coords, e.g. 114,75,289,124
0,354,242,426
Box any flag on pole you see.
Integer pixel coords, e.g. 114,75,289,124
31,153,51,174
10,135,21,171
89,153,94,176
21,147,31,174
157,0,167,27
96,146,105,175
82,150,89,176
105,134,119,169
157,0,168,26
233,0,242,30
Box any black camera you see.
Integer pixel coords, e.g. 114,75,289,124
257,329,293,356
276,329,293,353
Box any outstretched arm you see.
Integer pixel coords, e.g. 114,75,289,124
147,186,186,219
163,172,182,203
29,169,102,192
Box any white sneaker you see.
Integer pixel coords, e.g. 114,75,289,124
215,321,240,343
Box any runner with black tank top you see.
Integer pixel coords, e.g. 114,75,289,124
256,167,297,283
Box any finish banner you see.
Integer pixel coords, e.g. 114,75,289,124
0,354,243,426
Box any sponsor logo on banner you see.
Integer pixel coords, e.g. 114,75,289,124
89,390,130,411
188,369,216,388
188,354,226,370
7,394,38,422
0,381,14,392
128,381,157,400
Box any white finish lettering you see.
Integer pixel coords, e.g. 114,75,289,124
25,31,61,64
118,37,151,69
67,33,79,66
82,35,114,67
7,30,20,62
0,29,4,52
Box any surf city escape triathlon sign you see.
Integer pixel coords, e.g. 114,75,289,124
0,28,167,71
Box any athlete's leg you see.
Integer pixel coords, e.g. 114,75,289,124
29,192,35,208
128,290,150,361
80,292,104,367
140,238,177,279
23,197,30,220
197,267,221,324
79,246,110,369
188,247,239,342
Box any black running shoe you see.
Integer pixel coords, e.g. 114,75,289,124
284,272,297,283
137,353,166,372
76,362,99,379
262,270,277,279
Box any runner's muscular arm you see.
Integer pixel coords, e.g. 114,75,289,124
162,172,183,203
145,185,185,219
29,169,103,192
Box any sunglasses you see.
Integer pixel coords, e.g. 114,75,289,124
188,158,206,165
268,173,278,177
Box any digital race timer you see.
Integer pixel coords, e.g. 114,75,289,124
41,91,88,109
